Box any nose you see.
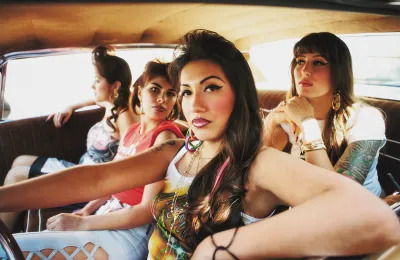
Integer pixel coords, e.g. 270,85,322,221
191,92,206,113
301,61,312,75
157,93,166,104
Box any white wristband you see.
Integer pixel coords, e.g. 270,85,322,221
301,117,322,144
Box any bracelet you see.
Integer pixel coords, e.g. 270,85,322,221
301,140,326,153
211,227,240,260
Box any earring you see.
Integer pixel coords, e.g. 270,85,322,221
332,92,341,111
166,108,175,121
114,90,119,100
185,129,203,152
140,105,144,114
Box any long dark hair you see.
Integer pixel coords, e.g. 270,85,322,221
131,60,180,121
288,32,356,164
92,45,132,132
169,29,263,245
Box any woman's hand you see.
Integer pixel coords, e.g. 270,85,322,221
283,96,314,127
46,213,87,231
72,208,90,217
46,106,74,128
263,101,296,131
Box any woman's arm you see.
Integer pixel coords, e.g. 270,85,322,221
47,181,164,231
0,139,183,212
74,196,111,216
262,104,291,150
47,99,96,128
115,109,135,139
193,148,400,259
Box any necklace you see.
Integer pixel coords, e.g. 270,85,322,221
164,145,203,256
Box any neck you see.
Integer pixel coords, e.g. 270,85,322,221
200,140,222,159
140,115,166,134
309,94,333,120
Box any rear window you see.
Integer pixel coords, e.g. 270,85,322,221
249,32,400,101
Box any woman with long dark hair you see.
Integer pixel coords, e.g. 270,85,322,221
263,32,386,197
0,30,398,260
0,45,135,231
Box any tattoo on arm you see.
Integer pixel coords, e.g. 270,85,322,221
334,140,385,184
153,140,177,152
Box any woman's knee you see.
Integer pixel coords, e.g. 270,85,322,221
11,155,37,168
4,166,30,185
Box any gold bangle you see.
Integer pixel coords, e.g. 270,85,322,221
301,140,326,153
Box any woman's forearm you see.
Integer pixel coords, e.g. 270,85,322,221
304,150,335,171
82,196,111,215
70,99,96,111
85,204,153,231
0,141,181,212
195,184,400,259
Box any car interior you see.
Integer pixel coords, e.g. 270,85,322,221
0,0,399,259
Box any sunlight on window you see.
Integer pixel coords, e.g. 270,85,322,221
4,48,174,120
249,32,400,101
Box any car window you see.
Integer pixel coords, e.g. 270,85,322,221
2,47,174,121
250,32,400,100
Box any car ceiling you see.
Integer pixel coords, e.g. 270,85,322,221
0,1,399,55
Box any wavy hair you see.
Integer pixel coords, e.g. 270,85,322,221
169,29,262,246
131,60,180,121
92,45,132,132
288,32,357,164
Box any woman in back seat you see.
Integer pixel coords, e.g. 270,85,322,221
263,32,386,197
0,60,184,260
0,45,135,230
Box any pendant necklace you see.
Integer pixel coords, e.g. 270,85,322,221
164,144,203,255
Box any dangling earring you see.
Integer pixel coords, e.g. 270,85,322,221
140,105,144,114
166,107,175,121
113,90,119,100
185,129,203,152
332,92,341,111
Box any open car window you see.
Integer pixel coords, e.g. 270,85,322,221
2,47,174,121
250,32,400,101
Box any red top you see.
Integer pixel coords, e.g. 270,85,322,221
112,121,184,206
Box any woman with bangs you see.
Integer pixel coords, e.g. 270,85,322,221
0,60,184,260
0,30,399,260
263,32,386,197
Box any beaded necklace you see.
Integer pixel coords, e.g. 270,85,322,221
164,144,203,256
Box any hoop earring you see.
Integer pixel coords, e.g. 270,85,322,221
185,129,203,152
332,92,341,111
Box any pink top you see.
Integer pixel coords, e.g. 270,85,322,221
112,121,184,205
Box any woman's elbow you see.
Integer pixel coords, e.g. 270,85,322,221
365,208,400,249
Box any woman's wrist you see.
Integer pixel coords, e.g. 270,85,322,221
300,117,322,144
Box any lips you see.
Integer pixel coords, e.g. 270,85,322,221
299,80,313,87
153,105,166,112
192,118,211,128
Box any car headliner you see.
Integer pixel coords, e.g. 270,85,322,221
0,1,399,55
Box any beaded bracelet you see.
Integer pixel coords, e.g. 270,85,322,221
301,140,326,153
211,227,240,260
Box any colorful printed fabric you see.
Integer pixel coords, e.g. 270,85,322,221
149,146,194,260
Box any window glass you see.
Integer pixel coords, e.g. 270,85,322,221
249,32,400,100
3,48,174,120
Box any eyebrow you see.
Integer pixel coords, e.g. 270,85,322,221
150,82,162,88
181,75,225,87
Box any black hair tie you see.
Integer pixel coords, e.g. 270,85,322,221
211,226,239,260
